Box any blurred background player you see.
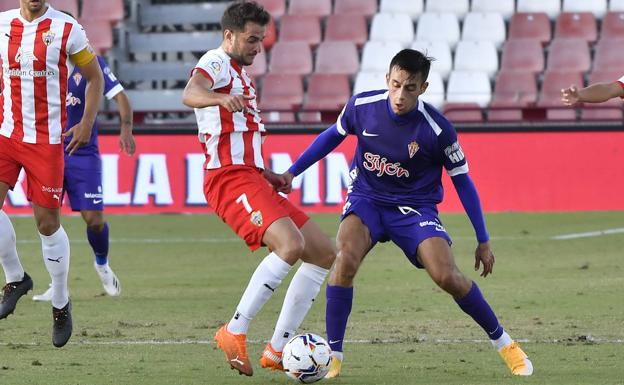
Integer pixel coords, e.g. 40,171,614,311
561,77,624,105
32,10,135,302
0,0,103,347
182,1,335,377
282,49,533,378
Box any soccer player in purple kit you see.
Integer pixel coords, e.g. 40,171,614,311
282,49,533,378
32,39,134,301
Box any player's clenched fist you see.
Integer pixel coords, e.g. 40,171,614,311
219,93,255,112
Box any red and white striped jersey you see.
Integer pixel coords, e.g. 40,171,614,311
192,47,266,170
0,6,89,144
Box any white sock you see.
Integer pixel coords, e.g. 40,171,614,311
332,351,344,361
270,262,329,351
491,330,513,351
0,210,24,283
227,252,292,334
40,226,70,309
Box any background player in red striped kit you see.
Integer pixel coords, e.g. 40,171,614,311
182,1,335,377
0,0,103,347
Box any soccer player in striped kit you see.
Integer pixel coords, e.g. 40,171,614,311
0,0,103,347
182,1,335,377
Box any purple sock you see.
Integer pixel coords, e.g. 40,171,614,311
87,222,109,266
326,285,353,353
455,282,504,340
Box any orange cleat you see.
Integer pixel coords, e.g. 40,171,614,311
214,323,253,376
259,343,284,371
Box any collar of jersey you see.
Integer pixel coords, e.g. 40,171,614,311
386,97,421,124
18,4,51,24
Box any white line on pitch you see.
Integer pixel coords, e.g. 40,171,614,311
552,227,624,240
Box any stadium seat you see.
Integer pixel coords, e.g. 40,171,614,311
554,12,597,43
425,0,470,20
333,0,378,18
288,0,331,17
47,0,79,18
611,0,624,11
263,17,277,51
255,0,286,19
546,39,591,72
353,71,387,94
419,71,445,109
268,42,312,75
500,39,544,73
537,70,584,120
246,49,267,78
454,41,499,80
443,103,484,122
562,0,607,18
517,0,562,19
325,14,368,47
446,71,491,107
581,70,624,120
379,0,423,20
489,71,538,121
600,12,624,41
508,13,552,45
315,42,359,75
303,74,350,111
471,0,515,20
410,41,452,80
117,61,195,84
462,12,506,48
416,13,461,50
278,15,321,46
592,39,624,72
79,19,113,54
80,0,123,22
259,74,304,111
261,111,296,123
125,90,186,112
369,13,414,46
360,41,404,72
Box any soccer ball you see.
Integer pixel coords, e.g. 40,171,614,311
282,333,332,383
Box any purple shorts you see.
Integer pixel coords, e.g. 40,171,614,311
341,195,452,268
63,153,103,212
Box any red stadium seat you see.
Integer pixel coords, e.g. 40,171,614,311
278,15,321,47
261,111,296,123
81,0,123,22
500,39,544,73
258,74,304,111
246,50,267,78
315,42,359,75
443,103,484,123
489,71,538,121
538,70,584,120
325,14,368,47
79,19,113,54
255,0,286,19
600,12,624,40
554,12,597,43
303,74,350,112
48,0,79,17
333,0,378,18
268,42,312,75
581,70,624,121
288,0,331,17
593,39,624,71
546,39,591,72
263,17,277,51
509,13,552,45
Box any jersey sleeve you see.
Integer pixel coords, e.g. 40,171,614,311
66,22,91,56
437,119,469,176
335,95,357,136
193,52,229,90
97,56,124,100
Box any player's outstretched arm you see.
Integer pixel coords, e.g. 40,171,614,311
113,91,135,156
561,82,624,105
65,55,104,155
182,72,253,112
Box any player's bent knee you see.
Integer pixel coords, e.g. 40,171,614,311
36,220,60,236
434,271,469,297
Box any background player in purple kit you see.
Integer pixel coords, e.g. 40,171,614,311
282,49,533,378
33,43,135,301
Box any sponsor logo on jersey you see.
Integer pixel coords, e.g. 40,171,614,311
250,210,263,227
362,152,409,178
84,192,103,199
14,47,38,64
42,30,55,46
66,92,81,106
408,140,419,158
444,141,465,164
41,186,63,193
419,220,446,232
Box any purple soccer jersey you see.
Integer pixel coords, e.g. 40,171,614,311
338,89,469,207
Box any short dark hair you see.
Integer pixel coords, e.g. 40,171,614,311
221,1,270,33
389,49,433,82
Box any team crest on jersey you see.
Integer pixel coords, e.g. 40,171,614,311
408,140,419,158
73,72,82,86
250,210,263,227
42,30,55,46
